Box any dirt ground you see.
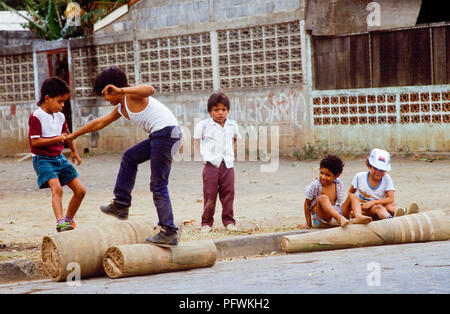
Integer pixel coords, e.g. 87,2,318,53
1,153,449,263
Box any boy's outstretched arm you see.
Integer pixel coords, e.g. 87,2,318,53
67,107,121,141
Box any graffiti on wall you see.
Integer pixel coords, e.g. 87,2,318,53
230,89,306,128
169,89,307,131
71,104,116,148
0,103,36,140
0,88,307,155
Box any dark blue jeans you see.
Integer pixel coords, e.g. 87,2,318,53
113,126,182,233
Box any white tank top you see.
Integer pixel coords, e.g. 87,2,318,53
118,96,179,133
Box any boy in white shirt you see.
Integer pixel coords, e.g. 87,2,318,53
194,92,241,232
67,67,182,247
344,148,418,220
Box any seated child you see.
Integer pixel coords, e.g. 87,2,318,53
345,148,417,220
304,155,352,228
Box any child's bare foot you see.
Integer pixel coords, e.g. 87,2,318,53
351,215,372,224
394,207,406,217
338,216,350,227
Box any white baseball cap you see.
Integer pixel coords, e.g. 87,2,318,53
368,148,391,171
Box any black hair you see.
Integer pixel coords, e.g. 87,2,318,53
207,91,230,112
93,67,128,96
38,77,70,106
320,155,344,176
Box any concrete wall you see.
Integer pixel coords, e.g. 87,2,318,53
0,0,449,158
68,0,308,158
305,0,422,36
310,85,450,154
0,0,307,157
0,102,35,155
95,0,304,34
71,85,309,158
0,30,36,48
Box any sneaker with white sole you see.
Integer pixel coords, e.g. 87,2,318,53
225,224,238,232
100,200,129,220
145,228,178,247
201,225,212,233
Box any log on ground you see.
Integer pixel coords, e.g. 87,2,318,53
103,240,217,279
41,220,157,282
282,210,450,253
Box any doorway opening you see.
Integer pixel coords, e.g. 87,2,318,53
416,1,450,24
46,49,73,134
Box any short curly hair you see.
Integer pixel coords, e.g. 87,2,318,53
93,67,128,96
320,155,344,176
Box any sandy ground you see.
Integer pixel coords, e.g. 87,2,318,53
0,153,449,261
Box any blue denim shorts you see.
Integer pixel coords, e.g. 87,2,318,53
311,212,340,228
32,154,79,189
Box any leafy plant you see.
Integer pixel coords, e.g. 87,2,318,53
0,0,128,40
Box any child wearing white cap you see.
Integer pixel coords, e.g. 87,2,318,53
343,148,418,220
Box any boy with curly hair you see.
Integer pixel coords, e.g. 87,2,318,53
304,155,371,228
66,67,182,246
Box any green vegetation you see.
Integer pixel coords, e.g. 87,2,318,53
0,0,127,40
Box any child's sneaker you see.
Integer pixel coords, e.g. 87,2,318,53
56,222,74,232
407,202,419,215
145,228,178,247
100,200,129,220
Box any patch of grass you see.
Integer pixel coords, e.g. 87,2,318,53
0,248,41,262
293,142,330,161
179,219,302,241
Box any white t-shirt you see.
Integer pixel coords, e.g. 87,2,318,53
193,117,241,168
118,96,178,133
351,171,395,202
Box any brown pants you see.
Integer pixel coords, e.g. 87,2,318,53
202,162,236,227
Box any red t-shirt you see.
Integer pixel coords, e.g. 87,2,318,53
28,107,68,157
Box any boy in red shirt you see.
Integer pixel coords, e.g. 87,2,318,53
29,77,86,232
